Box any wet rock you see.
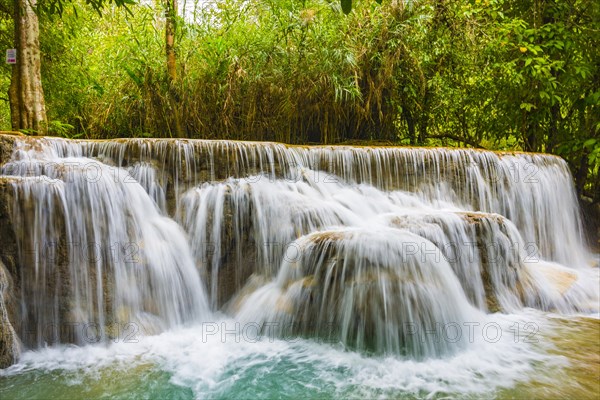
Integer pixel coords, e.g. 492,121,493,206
0,259,20,368
0,178,21,368
189,188,259,309
535,263,578,295
234,229,476,358
0,178,19,319
579,197,600,252
387,211,572,313
0,133,21,166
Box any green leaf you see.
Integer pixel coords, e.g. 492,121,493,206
341,0,352,14
520,102,535,111
583,139,598,150
124,66,143,87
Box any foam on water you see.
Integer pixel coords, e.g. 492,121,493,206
0,312,567,399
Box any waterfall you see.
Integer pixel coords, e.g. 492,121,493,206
234,228,482,359
0,134,597,361
1,141,209,348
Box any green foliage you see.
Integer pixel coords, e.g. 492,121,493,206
0,0,598,199
340,0,382,14
38,0,136,17
47,120,82,138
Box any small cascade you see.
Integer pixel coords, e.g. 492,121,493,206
25,136,589,268
386,211,590,313
0,134,597,363
179,175,352,307
179,170,595,317
1,148,209,348
127,162,168,214
233,228,482,358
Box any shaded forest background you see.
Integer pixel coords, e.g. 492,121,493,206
0,0,598,202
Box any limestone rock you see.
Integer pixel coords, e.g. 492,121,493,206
0,260,20,368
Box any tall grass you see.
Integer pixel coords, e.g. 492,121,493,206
35,0,429,143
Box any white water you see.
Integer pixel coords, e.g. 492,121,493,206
0,136,598,397
0,310,573,398
2,148,209,347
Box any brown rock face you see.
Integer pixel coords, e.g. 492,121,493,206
0,134,18,166
0,177,75,353
0,260,20,368
580,198,600,252
215,205,259,310
0,178,20,368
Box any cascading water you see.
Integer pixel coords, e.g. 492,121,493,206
234,227,482,359
1,142,209,348
0,134,598,399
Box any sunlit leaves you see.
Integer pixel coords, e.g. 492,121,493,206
6,0,597,197
339,0,384,15
38,0,136,17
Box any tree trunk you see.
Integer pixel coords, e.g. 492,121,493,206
546,103,560,153
165,0,177,82
9,0,47,135
165,0,184,137
402,107,416,145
